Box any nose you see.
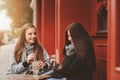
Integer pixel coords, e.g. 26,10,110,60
68,37,71,41
68,36,72,41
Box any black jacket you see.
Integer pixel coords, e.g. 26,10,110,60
50,52,96,80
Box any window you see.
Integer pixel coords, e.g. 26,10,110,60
96,0,107,33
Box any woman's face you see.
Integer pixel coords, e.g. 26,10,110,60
25,27,37,45
67,30,73,43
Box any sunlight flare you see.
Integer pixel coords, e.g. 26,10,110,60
0,9,12,31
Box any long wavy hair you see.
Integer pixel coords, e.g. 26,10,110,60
63,22,96,71
14,23,44,63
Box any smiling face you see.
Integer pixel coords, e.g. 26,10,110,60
25,27,37,45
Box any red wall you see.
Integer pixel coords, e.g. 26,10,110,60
37,0,92,61
108,0,120,80
93,37,107,80
42,0,55,54
91,0,97,36
36,0,109,80
37,0,55,55
36,0,42,42
56,0,92,61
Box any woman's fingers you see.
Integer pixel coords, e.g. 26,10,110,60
38,61,45,68
27,54,35,63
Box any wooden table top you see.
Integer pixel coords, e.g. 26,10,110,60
0,74,51,80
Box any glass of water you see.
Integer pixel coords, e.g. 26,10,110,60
32,61,39,78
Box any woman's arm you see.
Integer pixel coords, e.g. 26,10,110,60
43,49,51,69
6,53,28,74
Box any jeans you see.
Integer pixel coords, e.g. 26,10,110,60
46,78,66,80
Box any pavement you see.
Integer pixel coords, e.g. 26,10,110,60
0,39,17,75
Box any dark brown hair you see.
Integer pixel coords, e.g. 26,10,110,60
63,22,96,71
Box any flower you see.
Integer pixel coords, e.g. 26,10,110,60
96,0,107,13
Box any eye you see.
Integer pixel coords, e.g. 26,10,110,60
34,32,37,35
28,33,32,35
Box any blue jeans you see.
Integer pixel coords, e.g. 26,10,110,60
46,78,66,80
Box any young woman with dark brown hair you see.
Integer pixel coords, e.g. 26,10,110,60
47,22,96,80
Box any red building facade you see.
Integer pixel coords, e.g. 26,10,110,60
34,0,120,80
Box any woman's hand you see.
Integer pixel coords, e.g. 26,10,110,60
56,64,62,70
38,60,46,69
27,53,35,64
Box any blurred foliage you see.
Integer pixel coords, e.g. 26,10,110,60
4,0,33,29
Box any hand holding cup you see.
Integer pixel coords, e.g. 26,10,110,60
27,53,35,64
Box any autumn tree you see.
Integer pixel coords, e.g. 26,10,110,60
4,0,33,29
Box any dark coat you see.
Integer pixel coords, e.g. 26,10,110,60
50,52,96,80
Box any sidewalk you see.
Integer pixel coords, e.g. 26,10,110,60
0,41,16,75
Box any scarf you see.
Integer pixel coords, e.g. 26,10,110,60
22,42,34,61
65,43,75,56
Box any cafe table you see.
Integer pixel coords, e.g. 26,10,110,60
0,74,51,80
